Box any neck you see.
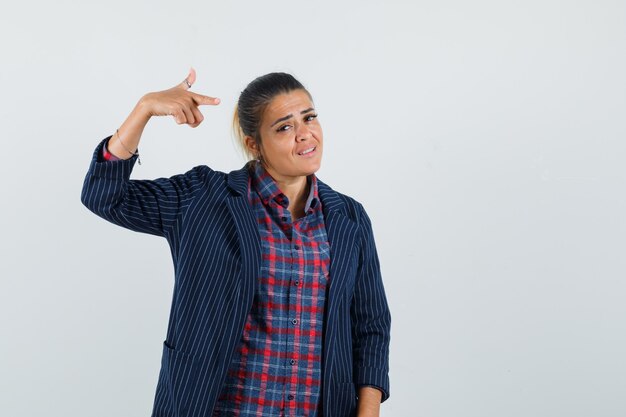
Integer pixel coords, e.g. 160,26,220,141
263,163,310,218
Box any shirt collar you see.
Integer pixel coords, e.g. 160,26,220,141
249,160,320,213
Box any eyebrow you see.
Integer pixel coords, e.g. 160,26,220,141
270,107,316,127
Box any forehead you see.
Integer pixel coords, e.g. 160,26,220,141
262,90,313,121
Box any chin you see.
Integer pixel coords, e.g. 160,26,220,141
304,159,322,174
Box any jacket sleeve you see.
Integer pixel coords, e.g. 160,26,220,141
80,136,211,238
351,203,392,402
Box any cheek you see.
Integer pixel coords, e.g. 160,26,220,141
265,140,293,161
313,125,323,140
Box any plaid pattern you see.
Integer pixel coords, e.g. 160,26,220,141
101,140,121,161
213,160,330,417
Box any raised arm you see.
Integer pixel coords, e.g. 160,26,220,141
80,69,221,238
105,68,220,161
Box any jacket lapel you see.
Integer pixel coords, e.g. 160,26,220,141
316,177,361,396
316,178,360,319
225,165,261,314
225,164,359,299
225,164,359,302
226,165,358,306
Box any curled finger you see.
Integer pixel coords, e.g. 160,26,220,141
190,106,204,126
181,104,195,125
171,109,187,125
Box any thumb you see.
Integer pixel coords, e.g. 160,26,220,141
178,67,196,89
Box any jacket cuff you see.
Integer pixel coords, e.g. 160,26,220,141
354,366,390,402
89,136,139,179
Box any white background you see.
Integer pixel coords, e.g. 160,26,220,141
1,1,625,416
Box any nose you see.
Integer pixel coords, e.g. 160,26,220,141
296,123,311,142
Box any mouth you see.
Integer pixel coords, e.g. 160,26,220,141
297,146,317,157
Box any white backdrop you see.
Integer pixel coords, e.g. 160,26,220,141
1,1,625,416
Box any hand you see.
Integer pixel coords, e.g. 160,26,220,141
139,68,221,128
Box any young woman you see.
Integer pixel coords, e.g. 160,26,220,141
81,69,391,417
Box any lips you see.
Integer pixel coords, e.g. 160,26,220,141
297,146,317,156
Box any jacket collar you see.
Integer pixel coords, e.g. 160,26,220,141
226,162,349,218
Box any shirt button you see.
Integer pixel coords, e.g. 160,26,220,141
294,280,299,286
281,216,287,221
292,319,298,325
294,244,300,250
288,394,295,400
290,359,297,365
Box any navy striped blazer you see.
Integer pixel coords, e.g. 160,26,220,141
81,137,391,417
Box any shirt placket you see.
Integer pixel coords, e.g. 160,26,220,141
275,208,301,416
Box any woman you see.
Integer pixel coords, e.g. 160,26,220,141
81,69,391,417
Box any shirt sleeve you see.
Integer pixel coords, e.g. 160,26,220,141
101,137,122,162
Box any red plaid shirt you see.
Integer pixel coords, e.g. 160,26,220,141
102,144,330,416
212,159,329,417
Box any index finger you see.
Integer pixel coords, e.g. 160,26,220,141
191,92,221,106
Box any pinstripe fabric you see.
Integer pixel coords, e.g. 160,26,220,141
81,136,391,417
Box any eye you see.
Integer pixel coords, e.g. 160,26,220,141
276,124,292,133
305,114,318,122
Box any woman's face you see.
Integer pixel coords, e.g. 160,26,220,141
248,89,323,181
